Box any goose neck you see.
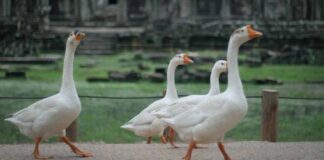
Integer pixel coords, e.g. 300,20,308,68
165,60,178,100
60,43,77,95
226,38,243,93
208,69,221,95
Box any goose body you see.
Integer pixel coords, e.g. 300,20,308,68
164,90,247,143
122,97,175,137
6,93,80,140
153,60,227,119
162,25,262,160
5,31,92,159
121,54,193,140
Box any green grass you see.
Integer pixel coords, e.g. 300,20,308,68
240,65,324,82
0,50,324,144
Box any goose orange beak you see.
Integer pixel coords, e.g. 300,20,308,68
247,25,262,40
75,32,86,41
183,54,194,64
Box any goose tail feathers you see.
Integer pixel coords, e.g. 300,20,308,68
4,118,24,128
121,124,136,131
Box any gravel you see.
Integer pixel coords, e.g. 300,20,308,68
0,141,324,160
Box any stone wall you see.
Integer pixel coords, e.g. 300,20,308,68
2,0,324,56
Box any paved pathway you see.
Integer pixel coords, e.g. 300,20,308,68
1,141,324,160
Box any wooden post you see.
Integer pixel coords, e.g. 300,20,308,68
66,120,77,142
261,89,278,142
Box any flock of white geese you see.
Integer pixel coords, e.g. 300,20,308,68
5,25,262,160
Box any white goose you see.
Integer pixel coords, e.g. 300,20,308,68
153,60,228,119
5,30,92,159
153,60,227,146
162,25,262,160
121,53,193,146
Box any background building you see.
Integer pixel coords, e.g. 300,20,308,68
1,0,324,55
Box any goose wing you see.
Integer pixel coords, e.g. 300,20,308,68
7,95,60,123
162,107,207,129
128,111,156,126
154,95,206,118
163,95,227,128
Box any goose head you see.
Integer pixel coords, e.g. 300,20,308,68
171,53,194,65
230,25,262,45
213,60,227,73
67,30,86,46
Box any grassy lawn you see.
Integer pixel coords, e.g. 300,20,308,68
0,50,324,144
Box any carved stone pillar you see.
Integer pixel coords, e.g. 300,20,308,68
3,0,12,16
81,0,92,22
179,0,191,18
40,0,51,31
221,0,230,19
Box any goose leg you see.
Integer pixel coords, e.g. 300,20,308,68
147,137,152,144
168,128,179,148
193,143,200,149
183,140,196,160
165,127,171,142
32,137,51,159
160,136,167,144
60,136,93,157
218,142,231,160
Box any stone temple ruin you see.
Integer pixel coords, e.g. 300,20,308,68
1,0,324,56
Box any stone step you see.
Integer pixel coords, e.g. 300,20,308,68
77,33,117,55
82,37,115,40
79,45,115,50
80,41,115,46
78,49,115,55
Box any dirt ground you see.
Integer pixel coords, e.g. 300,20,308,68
0,141,323,160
